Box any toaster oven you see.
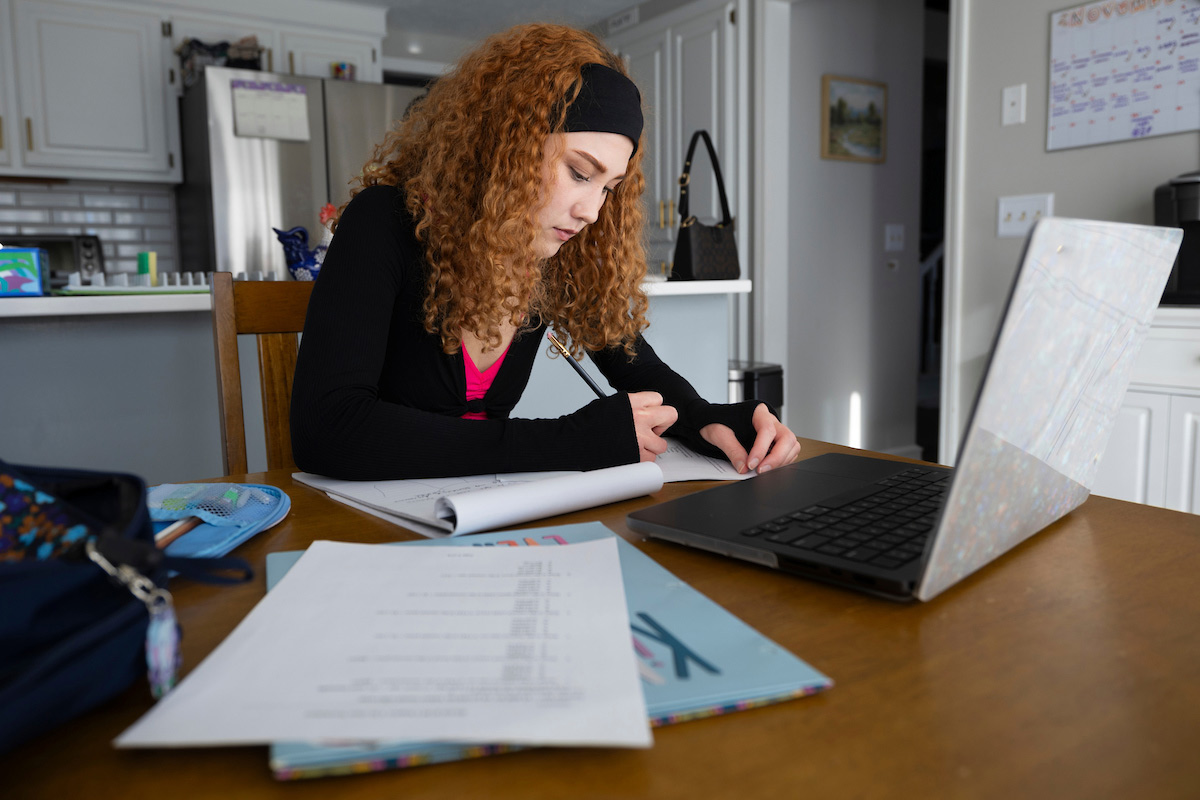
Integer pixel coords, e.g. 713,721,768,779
0,234,104,288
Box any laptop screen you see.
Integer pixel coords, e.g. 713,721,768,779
917,218,1181,600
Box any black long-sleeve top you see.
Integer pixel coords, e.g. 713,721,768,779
290,184,757,480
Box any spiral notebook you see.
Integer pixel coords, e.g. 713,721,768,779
265,522,832,780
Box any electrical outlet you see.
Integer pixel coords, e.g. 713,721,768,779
997,193,1054,238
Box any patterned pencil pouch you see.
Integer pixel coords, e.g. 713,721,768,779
147,483,290,558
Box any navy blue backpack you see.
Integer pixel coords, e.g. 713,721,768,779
0,460,251,754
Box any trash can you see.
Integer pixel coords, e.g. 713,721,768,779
728,361,783,409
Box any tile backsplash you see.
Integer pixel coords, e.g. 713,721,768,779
0,179,178,275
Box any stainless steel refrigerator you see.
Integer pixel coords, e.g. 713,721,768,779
177,65,424,277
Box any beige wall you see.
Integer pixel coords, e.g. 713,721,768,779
945,0,1198,458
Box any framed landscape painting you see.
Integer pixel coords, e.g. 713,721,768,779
821,75,887,163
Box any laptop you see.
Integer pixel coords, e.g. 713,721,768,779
628,218,1182,601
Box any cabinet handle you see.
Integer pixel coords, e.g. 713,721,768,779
289,51,295,74
658,200,664,229
668,199,675,226
26,117,33,151
267,49,273,72
0,115,4,150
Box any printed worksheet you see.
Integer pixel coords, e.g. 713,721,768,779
116,539,651,748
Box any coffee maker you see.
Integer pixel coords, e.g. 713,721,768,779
1154,171,1200,304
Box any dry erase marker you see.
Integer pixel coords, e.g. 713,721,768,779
547,331,606,399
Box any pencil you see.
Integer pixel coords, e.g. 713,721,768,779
155,516,202,549
546,331,607,399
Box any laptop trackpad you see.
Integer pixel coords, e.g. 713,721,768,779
639,455,890,531
739,467,867,519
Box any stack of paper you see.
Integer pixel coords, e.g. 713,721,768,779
114,522,832,780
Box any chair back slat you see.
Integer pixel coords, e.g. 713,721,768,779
232,281,313,334
257,332,302,471
211,272,314,476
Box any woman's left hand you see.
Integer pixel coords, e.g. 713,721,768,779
699,403,801,475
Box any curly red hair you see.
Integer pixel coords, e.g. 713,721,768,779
346,24,649,357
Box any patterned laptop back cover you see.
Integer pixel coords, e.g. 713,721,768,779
918,218,1181,600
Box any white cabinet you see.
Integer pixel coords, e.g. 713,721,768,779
280,29,379,82
167,11,281,77
610,1,740,277
167,13,382,83
0,0,385,184
1165,395,1200,513
4,0,180,182
1093,391,1170,507
1094,308,1200,514
0,0,15,169
168,13,382,85
617,29,672,269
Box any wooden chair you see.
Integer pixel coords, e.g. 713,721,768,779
211,271,314,476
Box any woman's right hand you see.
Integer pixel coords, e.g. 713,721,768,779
629,391,678,462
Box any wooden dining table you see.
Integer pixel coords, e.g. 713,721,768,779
5,438,1200,799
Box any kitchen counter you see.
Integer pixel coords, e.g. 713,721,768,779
642,278,751,296
0,293,211,318
0,280,750,319
1,293,221,484
1,279,752,483
1150,304,1200,326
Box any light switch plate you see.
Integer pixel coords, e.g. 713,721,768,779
1002,84,1026,126
997,193,1054,238
884,223,905,252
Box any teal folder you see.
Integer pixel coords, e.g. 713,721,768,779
266,522,832,780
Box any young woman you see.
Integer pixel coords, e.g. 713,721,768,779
290,23,799,480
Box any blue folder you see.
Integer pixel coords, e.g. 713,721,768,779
265,522,833,780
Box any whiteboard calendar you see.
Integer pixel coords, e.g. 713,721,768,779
1049,0,1200,150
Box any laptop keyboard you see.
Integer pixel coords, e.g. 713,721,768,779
738,467,949,571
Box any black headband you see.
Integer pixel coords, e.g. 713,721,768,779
562,63,643,154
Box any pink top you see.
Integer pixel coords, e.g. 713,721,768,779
461,342,511,419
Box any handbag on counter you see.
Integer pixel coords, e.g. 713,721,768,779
670,129,741,281
0,459,252,754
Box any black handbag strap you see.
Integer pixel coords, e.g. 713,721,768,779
676,129,734,228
